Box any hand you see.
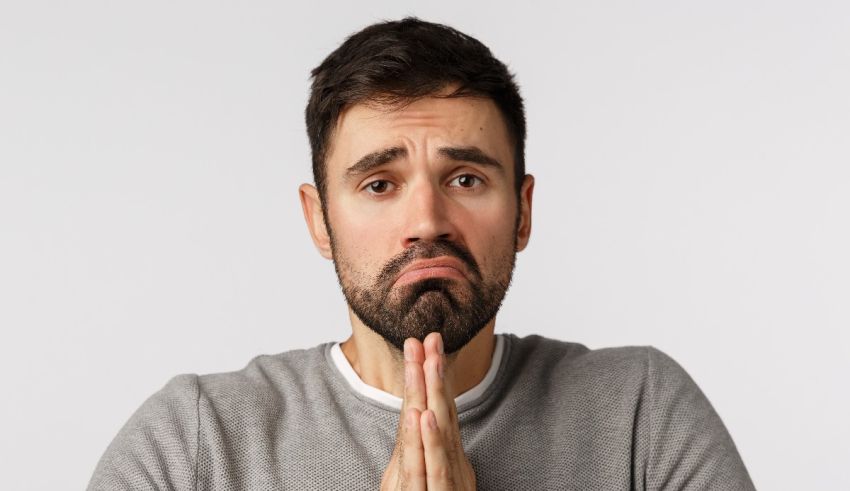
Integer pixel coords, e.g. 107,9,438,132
380,332,477,490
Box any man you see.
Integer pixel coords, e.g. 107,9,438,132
88,18,755,490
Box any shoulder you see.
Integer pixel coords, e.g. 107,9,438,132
194,343,334,409
88,373,200,489
100,373,201,447
503,332,671,383
88,343,336,489
500,333,701,409
130,372,201,414
506,335,755,490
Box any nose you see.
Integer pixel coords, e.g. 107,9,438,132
400,178,457,249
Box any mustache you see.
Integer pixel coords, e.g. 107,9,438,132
377,240,482,286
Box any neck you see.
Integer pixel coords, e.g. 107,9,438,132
339,311,497,399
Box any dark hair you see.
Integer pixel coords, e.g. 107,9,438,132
306,17,526,203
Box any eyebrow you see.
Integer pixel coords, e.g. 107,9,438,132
344,147,407,181
438,146,504,172
343,145,504,182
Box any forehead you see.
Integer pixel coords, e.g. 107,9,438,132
325,95,513,174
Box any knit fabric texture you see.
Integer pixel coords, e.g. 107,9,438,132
88,333,755,490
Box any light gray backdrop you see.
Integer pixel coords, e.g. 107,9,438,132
1,1,848,489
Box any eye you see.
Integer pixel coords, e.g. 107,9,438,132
449,174,483,189
364,179,394,195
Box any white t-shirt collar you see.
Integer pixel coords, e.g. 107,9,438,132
329,334,505,410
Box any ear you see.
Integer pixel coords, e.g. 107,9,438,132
515,174,535,252
299,183,334,260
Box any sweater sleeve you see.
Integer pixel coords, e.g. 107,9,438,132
645,347,756,490
87,374,200,491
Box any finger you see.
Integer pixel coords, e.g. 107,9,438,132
381,442,407,491
401,407,427,491
402,338,427,415
422,331,442,364
380,448,401,490
420,409,453,490
423,333,456,435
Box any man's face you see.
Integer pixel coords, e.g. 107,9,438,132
305,92,533,355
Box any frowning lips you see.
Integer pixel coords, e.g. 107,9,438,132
394,256,468,286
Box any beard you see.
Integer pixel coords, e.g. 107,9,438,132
330,237,516,355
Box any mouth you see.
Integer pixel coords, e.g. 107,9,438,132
394,256,468,287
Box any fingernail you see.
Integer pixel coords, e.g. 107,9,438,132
437,334,444,355
428,411,437,430
404,340,413,361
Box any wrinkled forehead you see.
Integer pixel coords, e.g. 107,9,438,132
324,94,514,177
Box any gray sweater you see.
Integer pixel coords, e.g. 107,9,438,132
88,333,755,490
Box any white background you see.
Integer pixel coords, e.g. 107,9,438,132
1,1,848,489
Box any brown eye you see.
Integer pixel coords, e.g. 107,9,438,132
366,180,392,194
449,174,482,189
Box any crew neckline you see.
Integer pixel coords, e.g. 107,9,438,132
328,334,506,411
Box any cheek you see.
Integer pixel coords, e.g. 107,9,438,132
328,199,396,274
459,200,518,272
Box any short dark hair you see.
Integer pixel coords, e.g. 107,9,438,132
306,17,526,203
